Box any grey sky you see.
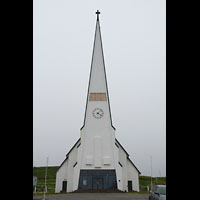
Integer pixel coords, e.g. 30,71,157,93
33,0,166,177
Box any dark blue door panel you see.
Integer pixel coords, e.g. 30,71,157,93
92,178,103,189
78,170,117,190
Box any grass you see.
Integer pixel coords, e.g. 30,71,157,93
33,166,58,193
33,166,166,193
33,166,58,180
139,176,166,187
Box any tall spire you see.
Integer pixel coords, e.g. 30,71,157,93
81,10,115,130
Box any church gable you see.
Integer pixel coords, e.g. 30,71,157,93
115,139,141,174
56,138,80,173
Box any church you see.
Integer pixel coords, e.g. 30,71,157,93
55,11,141,193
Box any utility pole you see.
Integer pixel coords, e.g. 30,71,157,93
43,157,48,200
150,156,153,190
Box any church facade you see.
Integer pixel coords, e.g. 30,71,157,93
55,11,140,193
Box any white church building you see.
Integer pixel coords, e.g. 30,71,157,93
55,10,141,193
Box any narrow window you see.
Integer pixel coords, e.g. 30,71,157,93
115,143,119,148
73,162,77,168
118,161,123,167
77,143,81,148
83,179,87,186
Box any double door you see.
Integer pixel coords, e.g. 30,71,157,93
92,178,103,189
78,170,117,190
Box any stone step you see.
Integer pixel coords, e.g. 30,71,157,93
73,189,124,193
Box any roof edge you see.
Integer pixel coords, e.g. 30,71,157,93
127,156,141,174
56,138,81,173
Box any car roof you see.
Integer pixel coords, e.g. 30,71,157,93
156,185,166,187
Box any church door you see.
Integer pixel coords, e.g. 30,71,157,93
62,181,67,192
92,178,103,189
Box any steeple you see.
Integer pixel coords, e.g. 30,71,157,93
81,10,115,130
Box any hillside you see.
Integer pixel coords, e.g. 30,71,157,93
139,176,166,189
33,166,58,180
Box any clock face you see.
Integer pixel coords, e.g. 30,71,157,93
92,108,104,119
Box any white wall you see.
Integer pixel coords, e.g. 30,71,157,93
80,126,116,170
127,159,140,192
66,142,79,192
116,140,140,192
55,158,68,193
118,142,128,191
55,140,81,193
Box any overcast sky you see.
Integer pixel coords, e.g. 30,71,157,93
33,0,166,177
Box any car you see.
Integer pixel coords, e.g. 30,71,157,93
149,185,166,200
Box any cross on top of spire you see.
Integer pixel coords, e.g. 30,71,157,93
96,10,100,21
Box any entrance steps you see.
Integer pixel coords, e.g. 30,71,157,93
73,189,124,193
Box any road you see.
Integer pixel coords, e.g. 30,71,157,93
33,193,149,200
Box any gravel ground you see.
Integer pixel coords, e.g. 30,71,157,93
33,193,149,200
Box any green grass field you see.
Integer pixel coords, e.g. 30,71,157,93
33,166,58,192
139,176,166,191
33,166,166,192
